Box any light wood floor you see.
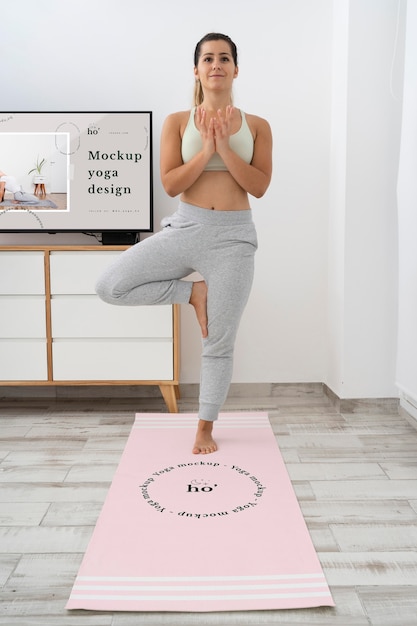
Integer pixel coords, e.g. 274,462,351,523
1,383,417,625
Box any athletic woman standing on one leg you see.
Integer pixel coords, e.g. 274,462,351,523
95,33,273,454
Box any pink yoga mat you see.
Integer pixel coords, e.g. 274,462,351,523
67,413,334,612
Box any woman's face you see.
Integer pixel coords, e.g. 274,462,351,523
194,39,238,93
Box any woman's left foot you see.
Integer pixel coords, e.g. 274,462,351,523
192,420,217,454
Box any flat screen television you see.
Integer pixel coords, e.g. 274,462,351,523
0,111,152,239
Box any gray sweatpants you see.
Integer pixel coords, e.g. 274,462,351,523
14,190,44,204
95,201,258,422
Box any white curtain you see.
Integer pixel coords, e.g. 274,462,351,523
396,0,417,417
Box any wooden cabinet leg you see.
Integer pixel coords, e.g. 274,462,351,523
159,384,179,413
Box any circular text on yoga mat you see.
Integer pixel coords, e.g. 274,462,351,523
138,461,267,519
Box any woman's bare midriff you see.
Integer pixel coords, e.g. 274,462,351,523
181,171,250,211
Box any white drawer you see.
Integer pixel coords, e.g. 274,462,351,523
0,340,48,380
51,297,172,338
52,340,173,380
0,296,46,338
49,251,122,294
0,251,45,294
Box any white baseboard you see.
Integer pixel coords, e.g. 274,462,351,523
397,384,417,426
400,397,417,424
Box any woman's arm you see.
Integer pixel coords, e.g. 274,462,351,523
0,181,5,202
215,111,273,198
160,111,216,197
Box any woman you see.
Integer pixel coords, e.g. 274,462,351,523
0,170,44,205
95,33,273,454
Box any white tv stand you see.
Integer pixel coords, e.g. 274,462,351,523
0,245,180,412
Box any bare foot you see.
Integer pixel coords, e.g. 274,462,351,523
192,420,217,454
190,280,208,338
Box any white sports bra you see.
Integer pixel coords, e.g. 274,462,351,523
181,108,254,171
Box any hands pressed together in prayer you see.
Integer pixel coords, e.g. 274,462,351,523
195,105,237,159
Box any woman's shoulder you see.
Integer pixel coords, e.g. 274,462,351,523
162,110,193,137
164,109,192,126
244,112,270,129
243,112,272,142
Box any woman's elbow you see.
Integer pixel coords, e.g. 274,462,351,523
252,179,271,198
161,175,179,198
162,183,178,197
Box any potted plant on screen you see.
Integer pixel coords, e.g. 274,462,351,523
29,156,47,197
28,156,47,180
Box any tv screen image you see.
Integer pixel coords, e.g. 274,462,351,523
0,111,152,234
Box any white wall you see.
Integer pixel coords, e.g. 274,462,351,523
396,0,417,418
0,0,404,398
326,0,404,399
327,0,350,397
